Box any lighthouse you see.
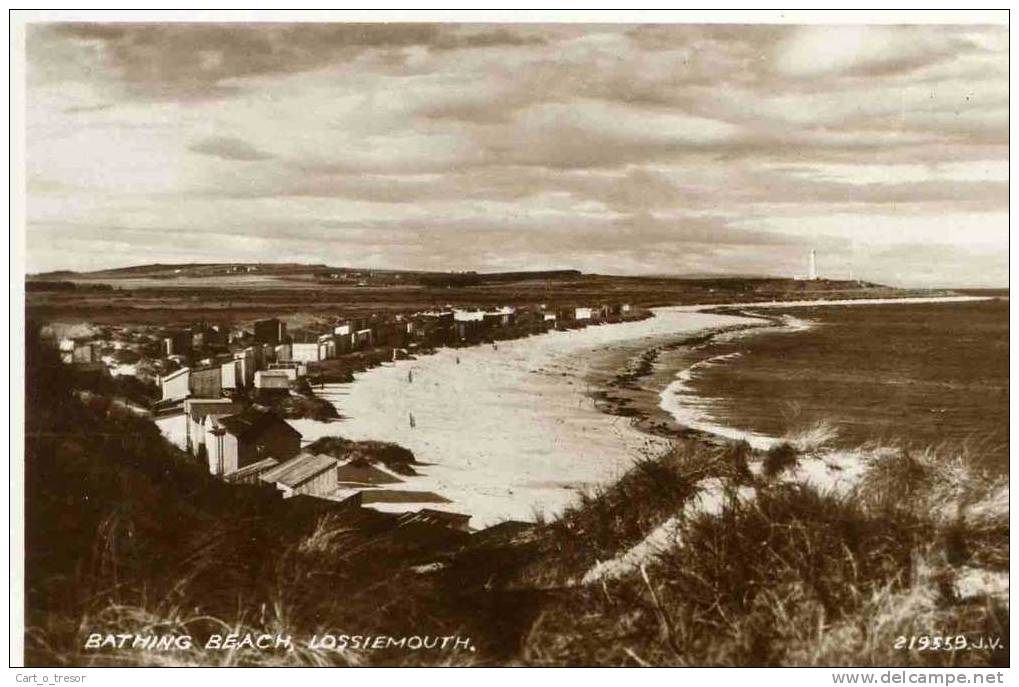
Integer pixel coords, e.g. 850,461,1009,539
808,249,818,280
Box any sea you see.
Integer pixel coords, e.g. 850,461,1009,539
666,298,1009,472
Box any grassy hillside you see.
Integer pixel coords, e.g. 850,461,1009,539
29,263,584,281
24,332,477,666
444,435,1007,667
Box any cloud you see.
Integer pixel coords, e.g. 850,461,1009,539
28,23,549,102
773,25,968,78
861,241,1007,288
62,102,113,114
23,21,1009,286
188,136,273,161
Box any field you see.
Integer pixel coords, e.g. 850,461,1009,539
25,264,932,327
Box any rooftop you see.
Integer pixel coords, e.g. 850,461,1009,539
213,406,301,441
260,453,337,488
335,460,404,487
160,366,189,382
256,369,291,377
224,457,279,483
187,399,242,423
395,509,472,531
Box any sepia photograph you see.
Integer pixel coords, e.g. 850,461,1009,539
10,10,1010,673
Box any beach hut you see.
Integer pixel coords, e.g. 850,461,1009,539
260,453,339,498
205,407,302,476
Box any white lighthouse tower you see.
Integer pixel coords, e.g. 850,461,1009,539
808,249,818,280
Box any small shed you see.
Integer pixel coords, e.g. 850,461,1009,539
189,365,222,398
224,457,280,485
221,359,241,390
260,453,339,498
185,398,242,456
291,343,320,363
254,369,292,390
205,407,302,476
159,367,190,402
398,508,472,532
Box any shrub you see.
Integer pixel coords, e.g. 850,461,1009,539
113,348,141,365
762,442,798,478
306,436,418,475
725,440,753,483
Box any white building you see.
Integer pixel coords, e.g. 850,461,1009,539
159,367,190,402
255,369,292,390
221,360,241,390
291,342,321,363
185,398,242,456
454,309,484,322
275,343,292,362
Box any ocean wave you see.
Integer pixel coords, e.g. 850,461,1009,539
657,315,813,450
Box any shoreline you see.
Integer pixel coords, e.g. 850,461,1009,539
299,295,993,527
583,319,779,445
587,314,810,451
586,294,997,451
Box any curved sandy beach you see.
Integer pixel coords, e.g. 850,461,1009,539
291,308,759,527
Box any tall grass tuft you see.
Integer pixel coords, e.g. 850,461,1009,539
782,419,838,453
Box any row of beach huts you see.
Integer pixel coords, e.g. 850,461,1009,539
54,302,640,530
151,302,636,405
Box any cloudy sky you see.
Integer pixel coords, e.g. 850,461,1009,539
25,21,1008,286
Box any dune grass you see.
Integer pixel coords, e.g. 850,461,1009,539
514,438,1008,667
